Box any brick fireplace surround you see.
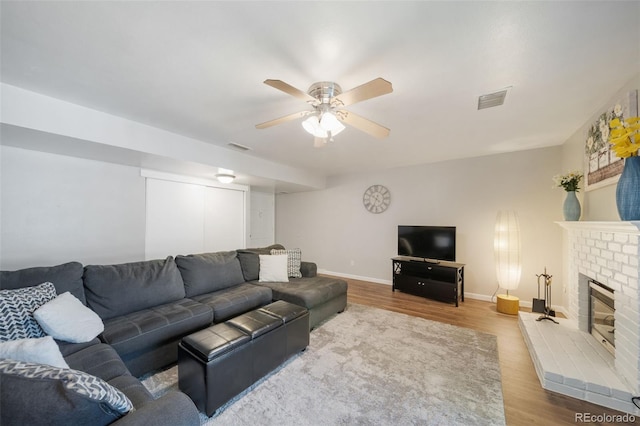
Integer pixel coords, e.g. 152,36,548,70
519,221,640,415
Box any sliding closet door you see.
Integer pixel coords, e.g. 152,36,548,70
145,179,205,260
204,186,245,252
145,176,246,260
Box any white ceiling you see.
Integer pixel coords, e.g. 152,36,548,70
1,1,639,182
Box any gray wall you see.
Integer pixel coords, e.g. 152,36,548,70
276,146,565,306
1,145,146,269
561,72,640,221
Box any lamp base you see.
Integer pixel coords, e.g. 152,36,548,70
496,294,519,315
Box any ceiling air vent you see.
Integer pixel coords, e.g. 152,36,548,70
227,142,251,151
477,88,510,110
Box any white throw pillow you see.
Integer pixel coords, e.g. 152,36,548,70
34,292,104,343
259,254,289,282
0,336,69,369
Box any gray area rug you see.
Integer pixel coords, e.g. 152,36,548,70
142,303,506,425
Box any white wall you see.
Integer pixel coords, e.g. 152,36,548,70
249,190,275,248
0,146,146,269
276,146,565,306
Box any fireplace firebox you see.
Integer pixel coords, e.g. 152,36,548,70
589,279,615,356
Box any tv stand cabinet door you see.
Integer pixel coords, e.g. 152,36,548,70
422,279,458,305
393,274,426,297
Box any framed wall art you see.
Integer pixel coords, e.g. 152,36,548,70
585,89,638,191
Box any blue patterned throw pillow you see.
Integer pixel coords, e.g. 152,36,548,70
0,282,57,342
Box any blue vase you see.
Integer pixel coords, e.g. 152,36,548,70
563,191,581,221
616,156,640,221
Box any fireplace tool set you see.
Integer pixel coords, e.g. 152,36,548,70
534,267,558,324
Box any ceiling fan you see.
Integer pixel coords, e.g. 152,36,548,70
255,78,393,147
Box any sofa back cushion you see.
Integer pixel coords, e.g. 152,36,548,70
237,244,285,281
0,262,85,304
175,251,245,297
83,257,185,320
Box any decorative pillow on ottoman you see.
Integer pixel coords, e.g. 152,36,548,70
0,282,57,342
34,292,104,343
0,359,133,426
271,248,303,278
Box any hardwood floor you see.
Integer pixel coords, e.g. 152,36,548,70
343,277,630,426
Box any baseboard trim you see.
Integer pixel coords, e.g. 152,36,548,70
318,270,392,286
319,270,568,315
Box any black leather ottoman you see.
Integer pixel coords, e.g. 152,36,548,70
178,323,252,416
177,302,310,417
227,308,286,379
259,300,310,358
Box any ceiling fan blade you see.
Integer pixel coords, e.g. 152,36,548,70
338,110,390,138
255,111,310,129
332,78,393,107
264,79,317,103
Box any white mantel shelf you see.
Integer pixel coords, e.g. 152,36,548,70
556,221,640,234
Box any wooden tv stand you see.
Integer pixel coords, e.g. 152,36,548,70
391,257,465,306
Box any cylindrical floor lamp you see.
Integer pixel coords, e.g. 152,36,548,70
494,211,521,315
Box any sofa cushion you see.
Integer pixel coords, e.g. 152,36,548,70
0,336,69,368
0,262,86,304
175,251,245,297
99,299,213,357
0,282,57,342
34,292,104,343
270,248,303,278
107,374,154,408
56,338,102,358
64,342,131,383
252,276,348,309
237,244,285,281
84,257,186,320
0,359,132,426
191,282,272,322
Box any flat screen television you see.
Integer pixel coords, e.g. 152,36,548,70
398,225,456,262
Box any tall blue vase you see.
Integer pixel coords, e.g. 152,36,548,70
616,156,640,221
563,191,581,221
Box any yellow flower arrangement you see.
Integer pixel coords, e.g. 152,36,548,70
609,116,640,158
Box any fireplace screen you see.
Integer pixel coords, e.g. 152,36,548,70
589,280,615,356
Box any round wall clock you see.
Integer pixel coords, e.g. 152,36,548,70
363,185,391,214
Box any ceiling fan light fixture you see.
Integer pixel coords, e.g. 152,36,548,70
260,77,393,145
302,115,328,138
303,112,345,138
320,112,345,136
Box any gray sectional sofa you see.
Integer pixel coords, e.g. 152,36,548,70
0,245,348,425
